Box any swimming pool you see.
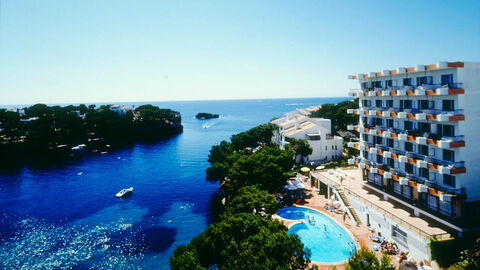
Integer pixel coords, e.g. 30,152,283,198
277,207,355,263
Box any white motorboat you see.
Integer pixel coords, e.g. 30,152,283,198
116,187,133,198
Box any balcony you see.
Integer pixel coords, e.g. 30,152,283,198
397,89,407,96
416,160,428,168
406,151,425,160
416,136,427,145
390,148,406,156
406,174,425,184
398,155,409,163
416,113,427,121
398,133,408,141
397,112,408,119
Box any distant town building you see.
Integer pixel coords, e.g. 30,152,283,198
110,105,131,115
272,106,343,165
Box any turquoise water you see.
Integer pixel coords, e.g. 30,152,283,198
0,98,350,269
277,207,355,263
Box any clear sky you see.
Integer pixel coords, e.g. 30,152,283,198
1,0,479,105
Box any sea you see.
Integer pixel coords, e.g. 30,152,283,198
0,97,350,269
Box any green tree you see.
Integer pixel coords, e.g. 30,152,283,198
311,99,359,133
230,124,274,150
346,247,395,270
286,138,313,164
226,146,294,193
223,185,279,217
169,245,203,270
170,213,311,270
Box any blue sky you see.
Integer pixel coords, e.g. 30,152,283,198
1,0,479,105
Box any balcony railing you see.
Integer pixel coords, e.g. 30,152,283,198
359,82,463,92
424,157,465,168
406,151,425,160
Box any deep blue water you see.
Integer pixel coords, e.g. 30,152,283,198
0,97,349,269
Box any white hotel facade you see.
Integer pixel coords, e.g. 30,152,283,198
339,62,480,259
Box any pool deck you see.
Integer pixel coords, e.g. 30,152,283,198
274,174,398,270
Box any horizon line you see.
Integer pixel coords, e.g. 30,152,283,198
0,96,352,108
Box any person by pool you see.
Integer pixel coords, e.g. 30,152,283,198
324,224,327,232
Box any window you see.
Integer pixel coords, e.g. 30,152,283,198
361,82,369,90
418,122,431,133
375,136,383,145
443,149,455,162
427,194,438,210
393,181,401,194
362,100,371,107
386,100,393,108
405,142,414,152
392,225,408,245
387,138,394,148
420,168,429,179
403,78,412,86
404,121,413,131
417,76,433,85
374,81,382,88
363,134,369,141
376,100,382,107
443,175,456,187
377,154,383,164
386,119,394,128
440,201,453,217
439,124,455,137
385,80,393,87
441,74,453,86
335,145,337,150
388,158,395,168
419,145,429,156
325,146,327,150
362,117,367,124
363,150,368,159
418,100,434,110
332,145,334,150
405,163,414,174
401,100,412,109
402,185,413,200
374,174,383,186
442,100,454,111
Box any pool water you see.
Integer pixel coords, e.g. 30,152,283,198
277,207,355,263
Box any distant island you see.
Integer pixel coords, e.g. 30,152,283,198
195,112,219,119
0,104,183,168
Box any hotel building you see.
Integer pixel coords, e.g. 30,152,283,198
310,62,480,260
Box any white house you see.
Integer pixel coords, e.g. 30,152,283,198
272,106,343,165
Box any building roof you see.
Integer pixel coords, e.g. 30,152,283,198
348,61,464,80
278,115,307,128
337,131,357,138
283,121,317,137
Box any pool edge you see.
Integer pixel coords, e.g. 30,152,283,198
274,205,360,267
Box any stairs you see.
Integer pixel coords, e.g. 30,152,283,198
348,206,362,225
337,190,362,226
